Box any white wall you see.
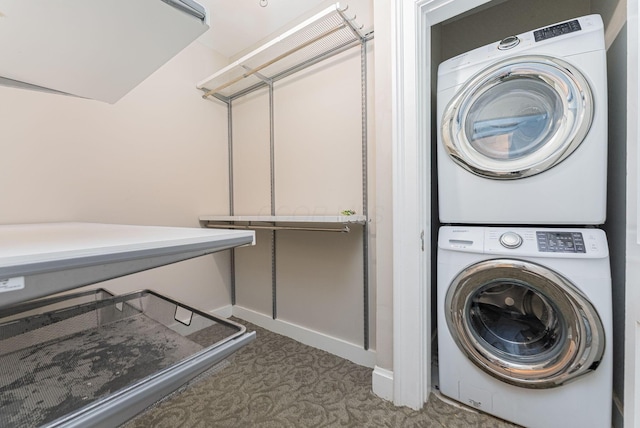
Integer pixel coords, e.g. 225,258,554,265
0,4,381,369
228,47,375,353
372,0,394,378
0,41,234,313
625,1,640,427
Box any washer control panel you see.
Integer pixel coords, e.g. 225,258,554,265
439,226,608,258
536,231,586,253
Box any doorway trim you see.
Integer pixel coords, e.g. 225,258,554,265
625,0,639,426
391,0,493,409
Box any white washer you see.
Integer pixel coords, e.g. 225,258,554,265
437,15,607,225
437,226,612,428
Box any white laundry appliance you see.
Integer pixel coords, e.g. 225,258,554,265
437,226,612,428
437,15,607,225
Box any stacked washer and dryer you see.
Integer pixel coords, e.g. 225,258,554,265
435,15,612,428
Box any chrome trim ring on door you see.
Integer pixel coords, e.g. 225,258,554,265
441,55,593,179
444,259,605,389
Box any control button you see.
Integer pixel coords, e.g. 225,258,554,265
498,35,520,50
500,232,523,249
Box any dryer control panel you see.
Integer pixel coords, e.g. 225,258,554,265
534,19,582,42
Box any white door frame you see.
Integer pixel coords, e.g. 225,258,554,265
392,2,640,423
626,0,639,426
391,0,493,409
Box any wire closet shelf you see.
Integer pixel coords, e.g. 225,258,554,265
196,3,367,101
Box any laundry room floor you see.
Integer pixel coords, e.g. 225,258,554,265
124,319,519,427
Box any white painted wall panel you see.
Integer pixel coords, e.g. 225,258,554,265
625,1,639,426
235,230,274,316
229,85,273,317
276,229,364,345
372,0,394,373
0,41,233,313
231,88,272,216
273,49,363,217
227,43,369,348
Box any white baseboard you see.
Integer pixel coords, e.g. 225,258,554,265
232,305,376,368
210,304,233,318
372,366,394,401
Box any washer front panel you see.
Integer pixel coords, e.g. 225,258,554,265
441,55,593,179
445,258,605,388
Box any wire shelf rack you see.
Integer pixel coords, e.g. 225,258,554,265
197,3,366,100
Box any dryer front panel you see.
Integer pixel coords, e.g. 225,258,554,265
444,258,605,389
441,55,593,180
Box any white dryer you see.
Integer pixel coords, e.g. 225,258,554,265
437,15,607,225
437,226,612,428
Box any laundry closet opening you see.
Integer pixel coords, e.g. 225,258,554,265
428,0,626,425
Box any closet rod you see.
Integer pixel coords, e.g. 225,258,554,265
202,24,347,99
203,224,351,233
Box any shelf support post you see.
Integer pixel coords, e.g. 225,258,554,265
361,38,370,351
269,81,278,320
227,98,238,305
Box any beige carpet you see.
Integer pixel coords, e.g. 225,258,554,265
125,319,519,427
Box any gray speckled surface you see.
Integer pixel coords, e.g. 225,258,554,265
0,314,205,427
125,319,520,428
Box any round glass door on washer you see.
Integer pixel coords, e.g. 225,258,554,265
436,15,607,225
445,259,604,389
437,226,612,428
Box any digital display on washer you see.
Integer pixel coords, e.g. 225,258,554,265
536,231,586,253
534,20,582,42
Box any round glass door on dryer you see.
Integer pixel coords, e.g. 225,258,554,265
436,14,607,225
